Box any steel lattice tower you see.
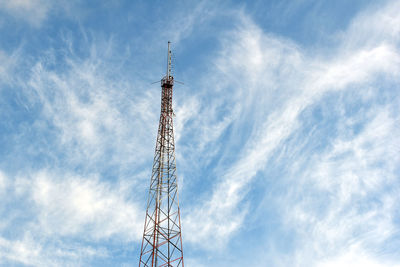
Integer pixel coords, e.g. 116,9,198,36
139,42,184,267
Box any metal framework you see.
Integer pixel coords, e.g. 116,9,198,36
139,42,184,267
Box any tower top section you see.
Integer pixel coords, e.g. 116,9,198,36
166,41,172,79
162,41,174,87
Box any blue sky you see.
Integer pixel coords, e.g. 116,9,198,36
0,0,399,266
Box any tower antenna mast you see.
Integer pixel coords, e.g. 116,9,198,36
139,42,184,267
166,41,172,79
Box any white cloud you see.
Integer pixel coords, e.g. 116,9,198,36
0,25,159,266
183,0,400,251
0,171,6,194
341,0,400,49
0,234,44,266
26,39,159,172
312,109,399,196
0,49,20,85
0,0,51,27
0,233,109,266
27,170,143,241
0,168,142,265
281,106,400,263
317,243,400,267
162,1,219,45
183,19,302,248
174,95,200,144
184,257,208,267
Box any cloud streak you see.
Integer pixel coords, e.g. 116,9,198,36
182,1,400,260
0,0,52,27
1,168,142,265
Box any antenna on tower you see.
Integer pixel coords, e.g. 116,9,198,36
160,41,174,87
166,41,172,79
151,42,183,86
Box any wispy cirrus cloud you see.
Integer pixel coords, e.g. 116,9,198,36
318,243,400,267
23,35,159,174
0,0,52,27
275,105,400,266
0,49,20,85
0,232,109,266
181,0,400,259
0,32,155,265
0,168,142,265
25,170,143,240
1,0,399,266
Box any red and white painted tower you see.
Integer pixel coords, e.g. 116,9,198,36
139,42,184,267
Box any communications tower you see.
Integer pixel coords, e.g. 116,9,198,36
139,42,184,267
